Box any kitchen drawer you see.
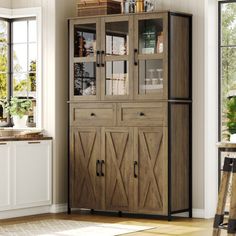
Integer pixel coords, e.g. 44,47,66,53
70,103,116,126
117,103,167,126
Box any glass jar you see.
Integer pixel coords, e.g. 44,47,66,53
123,0,130,14
135,0,144,13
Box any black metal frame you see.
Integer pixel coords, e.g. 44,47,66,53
218,0,236,188
167,12,193,221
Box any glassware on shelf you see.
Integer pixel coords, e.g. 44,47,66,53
145,78,152,85
157,68,163,86
144,0,154,12
148,69,155,79
152,78,158,85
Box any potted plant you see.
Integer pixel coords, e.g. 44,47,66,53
1,97,32,128
226,96,236,142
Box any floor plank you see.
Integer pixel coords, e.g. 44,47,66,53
0,211,225,236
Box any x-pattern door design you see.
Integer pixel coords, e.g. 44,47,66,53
104,128,133,211
71,128,103,209
135,127,164,213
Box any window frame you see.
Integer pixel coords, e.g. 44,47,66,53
218,0,236,141
0,7,42,129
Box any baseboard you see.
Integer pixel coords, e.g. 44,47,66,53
0,205,205,220
0,204,68,220
173,209,205,219
0,205,51,220
50,204,67,213
193,208,205,218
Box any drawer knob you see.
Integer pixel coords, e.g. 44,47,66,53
139,112,145,117
90,113,96,117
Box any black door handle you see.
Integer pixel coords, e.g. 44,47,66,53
134,161,138,178
96,160,100,176
101,160,105,176
134,49,138,66
101,51,105,67
139,112,145,116
90,113,96,117
96,51,100,67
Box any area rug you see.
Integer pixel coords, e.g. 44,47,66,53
0,219,154,236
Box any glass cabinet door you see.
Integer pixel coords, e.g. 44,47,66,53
101,16,133,100
134,14,167,100
70,19,100,100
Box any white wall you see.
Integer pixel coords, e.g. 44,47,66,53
0,0,11,8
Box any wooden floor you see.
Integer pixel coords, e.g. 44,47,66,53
0,211,224,236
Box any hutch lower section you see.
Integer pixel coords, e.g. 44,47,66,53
69,102,191,218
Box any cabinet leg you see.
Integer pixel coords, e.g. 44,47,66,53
68,207,71,215
228,159,236,235
118,211,122,217
189,209,192,218
91,209,94,214
213,157,233,236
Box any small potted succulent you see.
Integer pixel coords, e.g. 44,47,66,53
226,96,236,142
1,97,32,128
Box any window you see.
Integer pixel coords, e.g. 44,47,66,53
219,1,236,140
0,17,37,127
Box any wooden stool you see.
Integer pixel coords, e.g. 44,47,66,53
213,157,236,235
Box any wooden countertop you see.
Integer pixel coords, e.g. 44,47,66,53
0,136,53,142
217,142,236,149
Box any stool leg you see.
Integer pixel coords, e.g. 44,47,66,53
228,159,236,236
213,157,233,236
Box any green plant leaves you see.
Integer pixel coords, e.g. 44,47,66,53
0,97,32,118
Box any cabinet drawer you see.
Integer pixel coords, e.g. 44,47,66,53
70,103,116,126
117,103,167,126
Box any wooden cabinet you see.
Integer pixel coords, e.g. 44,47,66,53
69,11,192,219
70,128,104,209
134,127,167,214
0,140,52,214
103,128,134,212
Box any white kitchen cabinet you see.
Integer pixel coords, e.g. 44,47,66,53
0,140,52,212
0,142,12,211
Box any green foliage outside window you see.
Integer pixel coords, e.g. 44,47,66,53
0,20,37,121
221,3,236,140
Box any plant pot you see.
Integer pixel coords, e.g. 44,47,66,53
12,115,28,128
230,133,236,143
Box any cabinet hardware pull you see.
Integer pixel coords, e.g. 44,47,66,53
139,112,145,116
101,51,105,67
96,51,100,67
90,113,96,117
101,160,105,176
28,142,41,144
134,161,138,178
134,49,138,66
96,160,100,176
0,143,7,145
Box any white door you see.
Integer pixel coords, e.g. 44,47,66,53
13,141,52,208
0,142,12,210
